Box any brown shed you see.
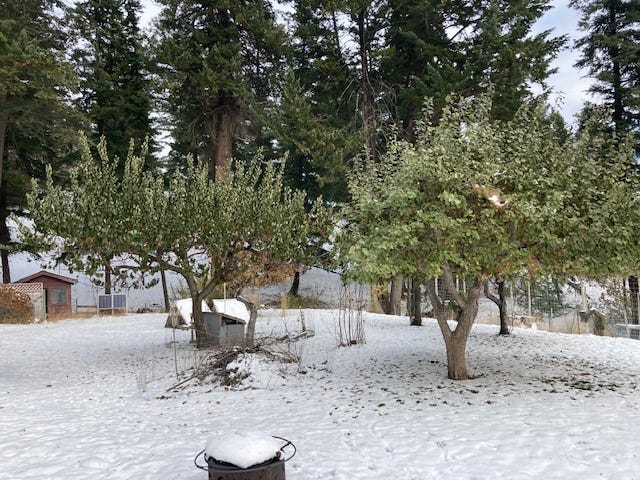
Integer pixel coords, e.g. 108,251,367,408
14,271,77,318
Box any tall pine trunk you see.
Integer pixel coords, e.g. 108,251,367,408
0,98,9,283
209,102,233,181
0,217,10,284
356,10,376,162
0,95,7,191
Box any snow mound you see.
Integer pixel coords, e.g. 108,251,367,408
212,299,250,323
205,431,283,469
174,298,210,325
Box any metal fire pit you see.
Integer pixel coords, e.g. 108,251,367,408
195,436,295,480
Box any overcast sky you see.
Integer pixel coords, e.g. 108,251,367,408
140,0,594,126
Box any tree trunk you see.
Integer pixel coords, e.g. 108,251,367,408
629,275,639,325
289,270,300,296
161,269,170,313
0,94,7,191
498,281,509,335
430,277,485,380
0,100,9,284
409,278,422,326
485,279,510,335
210,104,233,182
389,275,403,315
238,295,258,348
356,9,377,161
191,293,207,348
0,216,10,283
104,261,112,295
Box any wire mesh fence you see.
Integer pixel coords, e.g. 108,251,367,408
420,276,640,338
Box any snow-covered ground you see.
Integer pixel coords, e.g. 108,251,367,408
2,309,640,480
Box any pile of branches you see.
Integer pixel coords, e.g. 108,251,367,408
167,330,314,392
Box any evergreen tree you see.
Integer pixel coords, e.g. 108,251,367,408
153,0,286,179
0,0,84,283
571,0,639,143
68,0,156,172
572,0,639,321
466,0,565,121
270,1,365,203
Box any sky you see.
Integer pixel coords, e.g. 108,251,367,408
140,0,594,126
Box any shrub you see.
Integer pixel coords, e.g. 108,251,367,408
0,288,35,324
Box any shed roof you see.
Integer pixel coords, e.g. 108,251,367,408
14,270,77,285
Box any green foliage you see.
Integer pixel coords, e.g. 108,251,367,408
21,134,332,301
571,0,639,143
68,0,156,171
266,75,361,203
0,0,86,281
341,95,640,286
153,0,287,172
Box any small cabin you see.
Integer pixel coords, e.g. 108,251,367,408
14,271,77,318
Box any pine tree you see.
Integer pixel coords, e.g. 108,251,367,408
0,0,84,283
68,0,156,172
466,0,565,121
153,0,286,179
571,0,639,142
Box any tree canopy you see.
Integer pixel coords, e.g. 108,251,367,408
342,95,640,379
22,136,331,345
0,0,85,282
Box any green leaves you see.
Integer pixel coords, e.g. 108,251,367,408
25,135,332,292
342,95,640,285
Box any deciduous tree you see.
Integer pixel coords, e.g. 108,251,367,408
22,135,330,346
342,95,639,379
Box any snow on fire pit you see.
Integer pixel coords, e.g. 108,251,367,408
205,431,284,469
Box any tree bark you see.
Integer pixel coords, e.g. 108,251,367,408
356,9,377,161
289,270,300,296
238,295,258,348
104,261,112,294
0,97,9,283
628,275,639,325
485,280,510,335
0,94,7,191
426,276,485,380
389,275,403,315
497,280,509,335
161,269,170,313
409,278,422,326
209,104,233,182
191,293,206,348
0,217,10,284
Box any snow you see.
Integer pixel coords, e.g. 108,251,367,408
205,431,283,468
173,298,210,324
211,299,249,323
2,310,640,479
